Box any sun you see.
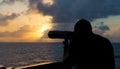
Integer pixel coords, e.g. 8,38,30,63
25,23,53,41
20,24,53,42
37,24,52,33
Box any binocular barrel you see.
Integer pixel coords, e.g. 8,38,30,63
48,30,72,39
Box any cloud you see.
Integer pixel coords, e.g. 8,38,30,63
0,0,120,42
92,21,110,35
36,0,120,23
0,0,54,42
0,13,18,26
0,24,53,42
0,0,29,15
0,0,29,26
98,22,110,31
92,15,120,42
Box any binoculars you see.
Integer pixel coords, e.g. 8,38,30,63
48,30,73,39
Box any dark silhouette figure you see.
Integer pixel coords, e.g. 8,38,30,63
63,19,115,69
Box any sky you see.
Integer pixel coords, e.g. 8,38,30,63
0,0,120,42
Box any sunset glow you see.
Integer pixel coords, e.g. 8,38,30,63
1,0,120,42
0,11,54,42
0,0,54,42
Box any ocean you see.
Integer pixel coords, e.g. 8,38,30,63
0,42,119,69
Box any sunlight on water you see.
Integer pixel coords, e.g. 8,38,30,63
15,61,53,69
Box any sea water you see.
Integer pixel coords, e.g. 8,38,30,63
0,42,119,69
0,42,64,67
113,43,120,69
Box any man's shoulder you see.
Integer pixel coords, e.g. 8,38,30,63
93,33,110,42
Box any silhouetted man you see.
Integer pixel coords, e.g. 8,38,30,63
63,19,115,69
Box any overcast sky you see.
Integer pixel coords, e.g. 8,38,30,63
0,0,120,42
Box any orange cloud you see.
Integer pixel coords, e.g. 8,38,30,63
0,0,56,42
0,9,54,42
41,0,55,7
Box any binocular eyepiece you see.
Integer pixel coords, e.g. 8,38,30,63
48,30,73,39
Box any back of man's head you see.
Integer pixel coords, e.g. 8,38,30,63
74,19,92,33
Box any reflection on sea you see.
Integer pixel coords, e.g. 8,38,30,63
0,42,119,69
0,42,63,67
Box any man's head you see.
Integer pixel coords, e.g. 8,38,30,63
74,19,92,33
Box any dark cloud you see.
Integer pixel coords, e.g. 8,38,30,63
0,13,17,21
92,21,110,36
0,13,18,26
29,0,39,4
98,22,110,31
36,0,120,23
29,0,39,8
